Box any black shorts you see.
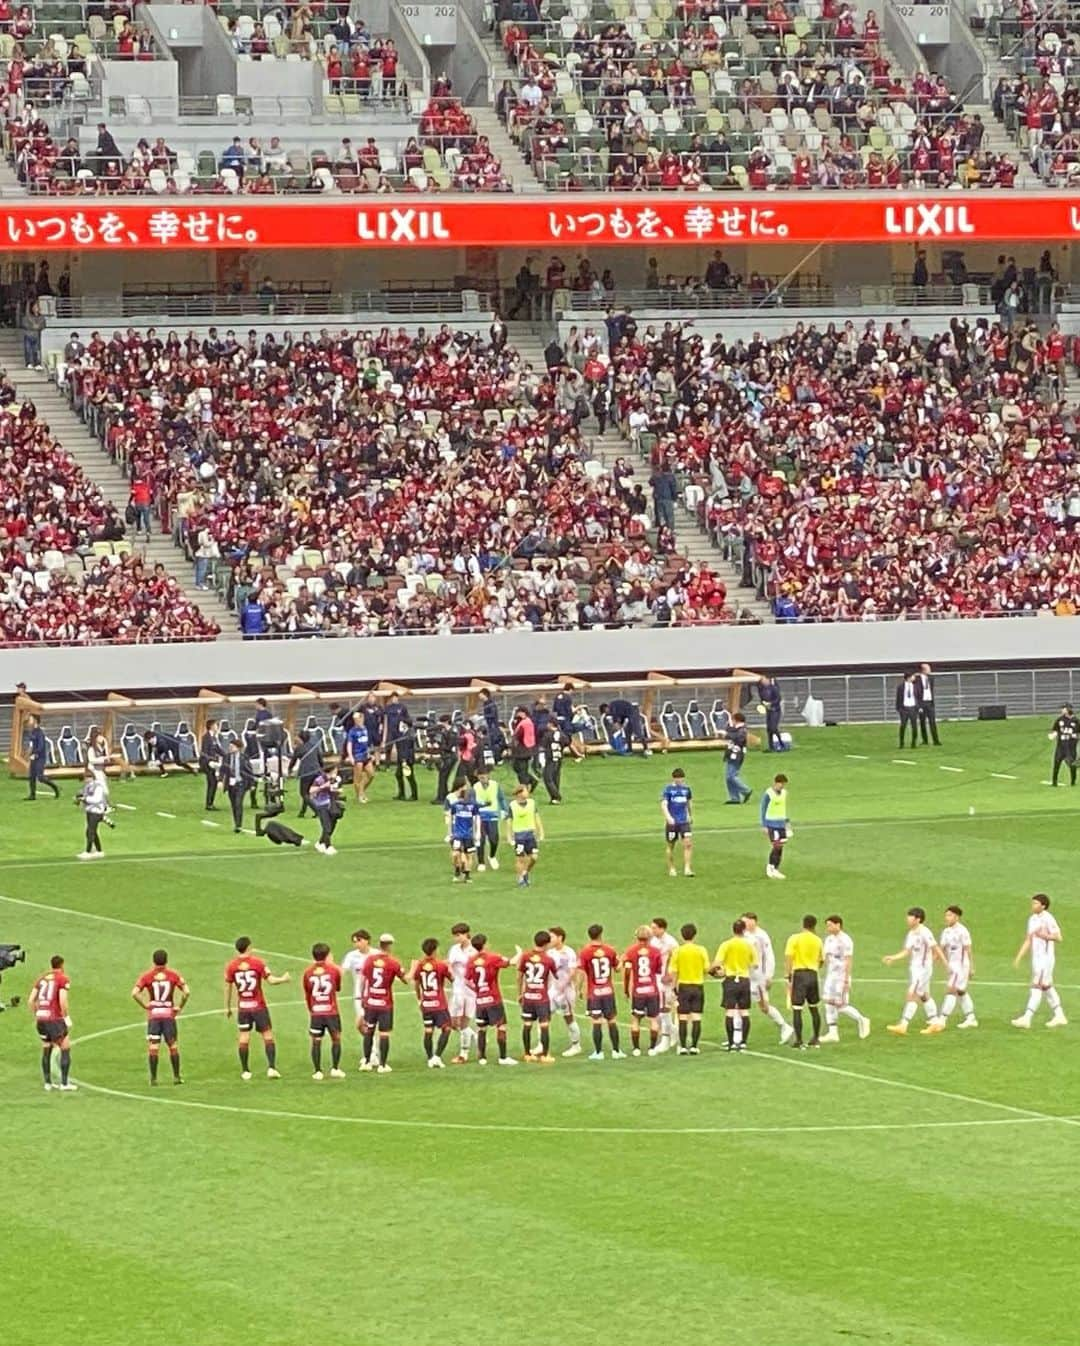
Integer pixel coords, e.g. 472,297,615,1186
632,993,660,1019
766,825,788,844
790,969,820,1007
237,1007,272,1034
665,823,691,842
422,1008,451,1030
146,1018,178,1045
363,1008,394,1033
309,1014,342,1038
476,1004,506,1027
587,994,617,1019
677,985,705,1015
520,1000,551,1023
722,977,752,1011
36,1018,67,1044
513,833,536,856
451,837,475,854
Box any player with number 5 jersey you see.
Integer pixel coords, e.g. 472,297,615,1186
302,944,345,1080
360,935,406,1073
131,949,189,1084
224,936,291,1080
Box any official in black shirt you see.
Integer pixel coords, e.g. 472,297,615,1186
895,673,919,748
1050,703,1079,786
24,715,59,800
220,741,256,832
394,718,418,801
289,729,324,817
916,662,941,746
431,715,457,804
537,724,565,803
757,675,783,752
199,718,223,810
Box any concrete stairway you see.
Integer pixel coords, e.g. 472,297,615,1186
469,104,543,194
508,323,772,621
0,331,238,637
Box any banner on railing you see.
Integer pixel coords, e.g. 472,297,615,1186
0,195,1077,249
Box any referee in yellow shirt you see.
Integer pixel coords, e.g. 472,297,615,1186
784,914,824,1050
668,923,710,1055
710,918,758,1051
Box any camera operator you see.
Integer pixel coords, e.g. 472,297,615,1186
310,767,343,855
394,718,418,801
253,772,304,847
0,943,26,1010
199,718,223,811
431,714,457,804
290,727,325,818
220,740,256,833
258,713,287,777
76,766,108,859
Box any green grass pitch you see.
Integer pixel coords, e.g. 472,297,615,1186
2,716,1079,1346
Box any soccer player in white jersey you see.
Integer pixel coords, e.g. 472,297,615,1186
548,926,582,1057
1012,893,1067,1028
819,915,870,1043
883,906,947,1035
447,921,479,1062
741,912,794,1045
938,905,977,1029
338,929,372,1069
650,917,679,1052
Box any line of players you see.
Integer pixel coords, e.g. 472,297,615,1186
25,894,1066,1089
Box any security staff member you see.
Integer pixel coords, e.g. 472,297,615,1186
290,728,324,817
710,917,757,1051
553,684,575,740
199,718,223,810
916,662,941,745
220,740,256,833
722,711,753,804
431,714,457,804
394,718,418,801
537,722,564,803
24,714,59,800
478,688,505,759
1050,703,1079,786
784,914,824,1049
757,675,783,752
895,672,919,748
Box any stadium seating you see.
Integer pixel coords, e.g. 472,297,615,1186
500,1,1019,189
62,325,737,635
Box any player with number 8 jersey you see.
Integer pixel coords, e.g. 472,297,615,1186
623,925,664,1056
302,944,345,1080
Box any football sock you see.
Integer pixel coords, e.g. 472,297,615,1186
239,1044,250,1072
769,845,783,867
660,1011,674,1040
59,1048,71,1085
1046,988,1062,1011
841,1005,863,1024
742,1015,751,1045
901,1001,918,1023
725,1017,735,1046
608,1023,620,1051
924,998,939,1021
960,994,976,1017
732,1014,743,1046
310,1043,321,1072
792,1009,803,1042
41,1046,52,1083
423,1030,433,1059
567,1020,581,1046
631,1026,641,1050
265,1040,277,1069
825,1005,838,1027
809,1007,821,1038
678,1020,688,1047
691,1020,701,1047
522,1025,533,1055
477,1029,488,1059
461,1026,475,1054
496,1031,507,1061
540,1026,550,1055
436,1028,450,1057
649,1028,659,1049
593,1023,603,1052
149,1051,159,1082
1026,989,1043,1014
941,994,957,1019
766,1005,787,1027
379,1036,390,1066
170,1050,181,1080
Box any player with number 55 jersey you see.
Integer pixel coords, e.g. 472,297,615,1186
224,936,290,1080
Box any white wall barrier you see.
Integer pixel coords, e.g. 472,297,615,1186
5,618,1080,695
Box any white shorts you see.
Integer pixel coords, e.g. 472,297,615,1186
945,968,970,994
908,968,933,998
449,986,476,1019
551,989,577,1016
352,997,365,1022
750,969,769,999
823,972,849,1006
1032,957,1056,988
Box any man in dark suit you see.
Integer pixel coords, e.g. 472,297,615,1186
757,675,783,752
916,662,941,745
198,719,222,810
24,714,59,800
220,741,256,833
289,729,324,818
896,673,919,748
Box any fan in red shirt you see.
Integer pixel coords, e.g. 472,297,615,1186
29,954,75,1090
623,927,664,1054
464,933,517,1066
131,948,189,1085
408,938,452,1066
579,924,624,1058
302,944,344,1080
360,935,406,1072
224,937,290,1080
516,931,558,1063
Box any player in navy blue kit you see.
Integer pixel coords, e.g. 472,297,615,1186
344,712,373,804
444,784,479,883
660,767,694,878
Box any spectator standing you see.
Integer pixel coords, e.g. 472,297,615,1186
129,472,152,541
651,463,678,533
22,300,44,368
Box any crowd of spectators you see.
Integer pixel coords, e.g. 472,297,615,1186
61,323,742,636
598,312,1080,620
0,371,218,645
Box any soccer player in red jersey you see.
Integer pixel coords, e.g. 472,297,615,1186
465,933,517,1066
408,938,452,1068
517,930,557,1062
622,924,665,1056
224,936,290,1080
579,923,624,1060
360,934,406,1073
28,954,76,1091
302,943,345,1080
131,949,189,1085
